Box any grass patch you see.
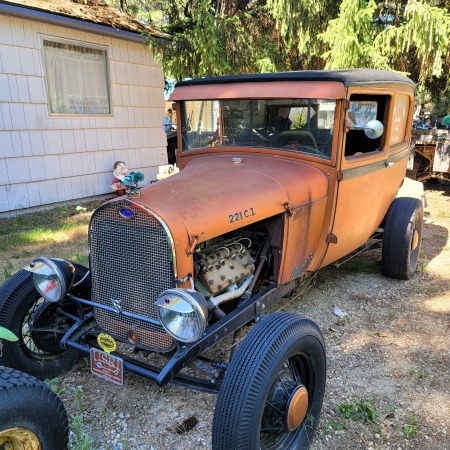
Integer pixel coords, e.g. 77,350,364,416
336,397,380,423
0,203,99,285
402,414,418,438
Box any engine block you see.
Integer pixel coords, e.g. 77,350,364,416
197,243,255,295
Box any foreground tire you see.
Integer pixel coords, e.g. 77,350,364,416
382,197,423,279
0,269,81,378
0,366,69,450
212,312,326,449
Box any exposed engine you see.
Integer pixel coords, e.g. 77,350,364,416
196,240,255,295
193,235,266,309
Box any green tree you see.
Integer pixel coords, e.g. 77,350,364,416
104,0,450,111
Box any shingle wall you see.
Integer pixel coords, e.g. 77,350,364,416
0,14,167,215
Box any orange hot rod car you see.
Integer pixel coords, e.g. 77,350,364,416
0,69,423,449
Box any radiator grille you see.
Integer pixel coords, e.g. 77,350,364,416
89,200,175,352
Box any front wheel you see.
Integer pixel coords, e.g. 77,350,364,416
0,366,69,449
212,312,326,449
0,269,82,379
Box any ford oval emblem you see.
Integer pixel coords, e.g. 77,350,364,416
119,207,134,219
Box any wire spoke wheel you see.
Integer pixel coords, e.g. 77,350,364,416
212,312,326,450
261,355,313,448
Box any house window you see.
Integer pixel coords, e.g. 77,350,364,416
42,40,110,115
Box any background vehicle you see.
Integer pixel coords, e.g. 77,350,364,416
0,327,69,450
0,69,422,449
408,128,450,182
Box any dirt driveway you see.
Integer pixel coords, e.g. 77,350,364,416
49,182,450,449
0,184,442,450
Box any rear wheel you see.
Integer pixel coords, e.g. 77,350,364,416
0,366,69,450
382,197,423,279
0,265,88,379
212,312,326,449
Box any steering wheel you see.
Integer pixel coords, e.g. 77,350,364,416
279,131,318,149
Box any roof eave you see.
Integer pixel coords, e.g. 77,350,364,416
0,1,166,44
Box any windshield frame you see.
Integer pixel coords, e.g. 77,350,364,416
179,98,338,162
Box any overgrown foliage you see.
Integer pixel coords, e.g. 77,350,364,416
107,0,450,112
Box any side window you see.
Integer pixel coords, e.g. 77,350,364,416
345,95,389,158
390,95,410,146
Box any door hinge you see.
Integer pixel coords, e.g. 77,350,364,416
337,171,344,181
326,234,338,244
342,99,350,110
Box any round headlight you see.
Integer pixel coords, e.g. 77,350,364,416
155,289,208,343
25,257,75,303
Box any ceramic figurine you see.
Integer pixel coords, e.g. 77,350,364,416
111,161,144,196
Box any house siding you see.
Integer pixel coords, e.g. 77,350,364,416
0,14,167,216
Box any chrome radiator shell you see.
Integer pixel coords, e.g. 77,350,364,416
89,199,176,352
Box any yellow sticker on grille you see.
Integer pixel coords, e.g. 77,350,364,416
97,333,117,353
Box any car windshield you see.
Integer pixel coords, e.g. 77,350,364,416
180,99,336,159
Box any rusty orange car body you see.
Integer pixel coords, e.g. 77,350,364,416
0,70,424,450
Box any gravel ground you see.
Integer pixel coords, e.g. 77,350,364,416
60,181,450,450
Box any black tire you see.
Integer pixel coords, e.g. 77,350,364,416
0,268,83,379
382,197,423,279
0,366,69,449
212,312,326,450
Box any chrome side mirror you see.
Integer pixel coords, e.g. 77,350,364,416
348,119,384,139
363,120,384,139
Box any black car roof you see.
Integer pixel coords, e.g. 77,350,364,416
176,69,415,88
